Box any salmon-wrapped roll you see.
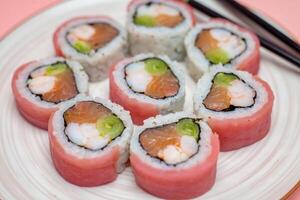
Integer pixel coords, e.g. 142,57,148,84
109,54,185,125
127,0,195,61
53,16,127,82
48,96,133,186
130,113,219,199
194,67,274,151
185,18,260,80
11,57,88,129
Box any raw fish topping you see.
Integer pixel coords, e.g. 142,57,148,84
203,72,256,111
27,62,78,103
66,23,119,54
133,2,184,28
63,101,125,150
196,28,246,65
139,118,200,165
125,57,179,99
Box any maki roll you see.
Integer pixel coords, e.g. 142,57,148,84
185,18,260,80
11,57,88,129
194,67,274,151
109,54,185,125
48,96,133,186
130,113,219,199
127,0,195,61
53,16,127,82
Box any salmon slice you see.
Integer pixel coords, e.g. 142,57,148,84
140,125,181,157
64,101,112,124
155,14,184,28
145,71,179,99
88,23,118,49
42,69,78,103
195,30,219,53
203,85,231,111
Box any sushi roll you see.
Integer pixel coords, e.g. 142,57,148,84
11,57,88,129
53,16,127,82
109,54,185,125
48,96,133,186
127,0,195,61
194,67,274,151
130,113,219,199
185,18,260,80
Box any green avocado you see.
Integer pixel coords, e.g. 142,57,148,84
45,63,67,76
205,48,230,64
73,40,92,54
213,72,238,86
134,15,156,27
176,118,200,141
144,58,168,75
96,115,125,140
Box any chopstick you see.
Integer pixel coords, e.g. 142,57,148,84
222,0,300,54
185,0,300,68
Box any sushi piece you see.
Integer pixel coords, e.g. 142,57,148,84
185,18,260,80
130,113,219,199
48,96,133,186
127,0,195,61
194,67,274,151
11,57,88,129
53,16,127,82
109,54,185,125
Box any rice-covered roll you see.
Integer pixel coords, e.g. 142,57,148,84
48,96,133,186
130,113,219,199
11,57,88,129
109,53,185,125
127,0,195,61
185,18,260,80
194,67,274,151
53,16,127,82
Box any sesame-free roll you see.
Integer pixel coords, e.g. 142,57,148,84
11,57,88,129
185,18,260,80
109,54,185,125
53,16,127,82
194,67,274,151
127,0,195,61
130,113,219,199
48,96,133,186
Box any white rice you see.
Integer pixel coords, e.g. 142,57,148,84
16,57,89,109
130,112,214,170
56,16,127,82
185,21,256,80
127,0,194,61
50,96,133,173
112,53,186,114
194,66,268,119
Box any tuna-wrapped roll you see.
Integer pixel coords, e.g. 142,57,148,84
53,16,127,82
185,18,260,80
127,0,195,61
130,113,219,199
109,54,185,125
11,57,88,129
48,96,133,186
194,67,274,151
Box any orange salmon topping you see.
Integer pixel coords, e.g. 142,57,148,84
140,125,181,157
155,14,184,28
87,23,118,49
64,101,111,124
42,69,78,103
203,85,231,111
145,71,179,99
195,30,219,54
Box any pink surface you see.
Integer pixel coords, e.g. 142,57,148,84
0,0,299,199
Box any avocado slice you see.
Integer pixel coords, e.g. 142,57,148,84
176,118,200,141
205,48,230,64
45,63,67,76
144,58,168,76
134,15,156,27
96,115,125,140
213,72,238,86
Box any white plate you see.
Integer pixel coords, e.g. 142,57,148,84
0,0,299,199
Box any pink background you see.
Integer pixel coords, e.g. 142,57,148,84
0,0,299,199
